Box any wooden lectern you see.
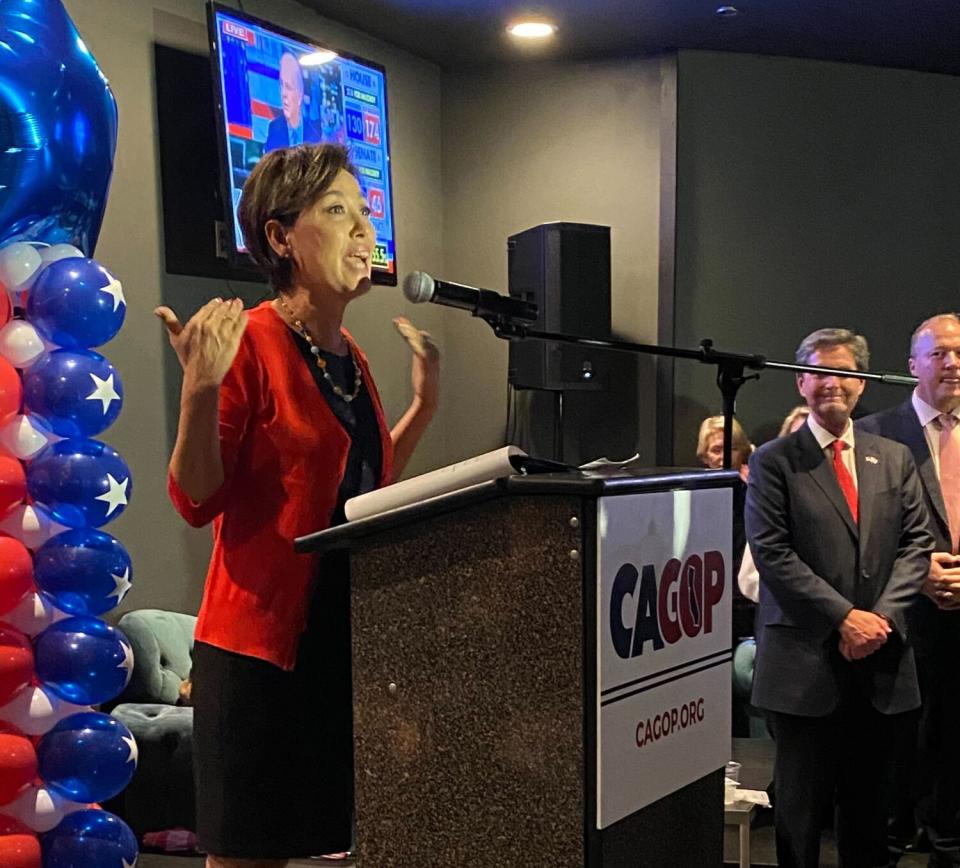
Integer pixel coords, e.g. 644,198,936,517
296,469,738,867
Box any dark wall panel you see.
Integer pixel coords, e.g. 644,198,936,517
667,50,960,462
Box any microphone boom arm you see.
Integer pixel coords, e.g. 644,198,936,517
480,313,917,470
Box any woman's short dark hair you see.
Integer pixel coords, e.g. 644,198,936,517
238,143,356,291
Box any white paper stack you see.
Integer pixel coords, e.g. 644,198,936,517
344,445,525,522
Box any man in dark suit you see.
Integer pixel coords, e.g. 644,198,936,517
746,327,934,868
858,313,960,867
263,51,322,153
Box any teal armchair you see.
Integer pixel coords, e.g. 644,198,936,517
105,609,197,836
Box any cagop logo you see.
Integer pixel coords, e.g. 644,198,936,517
610,551,725,658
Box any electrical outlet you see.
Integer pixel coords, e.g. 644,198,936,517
214,220,229,260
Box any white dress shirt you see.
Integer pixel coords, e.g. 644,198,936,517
912,389,960,479
807,415,858,491
738,545,760,603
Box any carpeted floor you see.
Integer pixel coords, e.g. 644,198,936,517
138,739,928,867
724,737,928,868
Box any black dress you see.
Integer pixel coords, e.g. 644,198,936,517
192,331,382,859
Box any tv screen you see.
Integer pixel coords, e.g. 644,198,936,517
207,2,397,284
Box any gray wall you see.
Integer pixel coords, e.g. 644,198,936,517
62,0,445,615
668,50,960,461
441,58,667,465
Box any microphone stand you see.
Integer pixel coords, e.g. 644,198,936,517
482,315,917,470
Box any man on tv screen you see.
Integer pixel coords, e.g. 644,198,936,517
264,51,321,151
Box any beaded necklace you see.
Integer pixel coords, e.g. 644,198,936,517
277,296,362,402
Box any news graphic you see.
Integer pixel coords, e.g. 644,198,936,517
211,7,396,277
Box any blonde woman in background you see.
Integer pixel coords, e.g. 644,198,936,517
696,414,753,481
777,405,810,438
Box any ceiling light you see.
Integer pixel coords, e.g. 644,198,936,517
300,50,338,67
507,21,557,39
715,5,739,16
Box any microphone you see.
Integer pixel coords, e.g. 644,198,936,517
403,271,538,324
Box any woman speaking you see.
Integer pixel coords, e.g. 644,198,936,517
156,143,439,868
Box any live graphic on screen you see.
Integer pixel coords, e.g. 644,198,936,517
210,5,396,280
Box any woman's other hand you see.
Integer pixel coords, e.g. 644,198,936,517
158,298,246,505
394,316,439,411
155,298,247,390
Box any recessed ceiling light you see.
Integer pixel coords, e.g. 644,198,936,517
507,21,557,39
300,50,338,67
715,5,739,16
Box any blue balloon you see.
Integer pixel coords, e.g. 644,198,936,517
34,616,132,705
23,349,124,438
42,809,138,868
27,438,132,528
37,711,137,803
34,529,132,615
0,0,117,255
27,258,126,349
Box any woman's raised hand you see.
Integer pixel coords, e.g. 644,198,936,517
154,298,247,389
394,316,439,411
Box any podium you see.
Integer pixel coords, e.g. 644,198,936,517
296,468,738,867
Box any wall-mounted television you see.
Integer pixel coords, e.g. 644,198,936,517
207,2,397,284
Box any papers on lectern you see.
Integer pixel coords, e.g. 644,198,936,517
344,445,526,522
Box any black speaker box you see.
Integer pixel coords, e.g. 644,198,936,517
507,222,611,391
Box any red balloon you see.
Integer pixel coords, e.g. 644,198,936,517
0,727,36,805
0,359,19,428
0,815,39,868
0,625,32,706
0,815,31,834
0,537,32,616
0,293,11,329
0,453,25,518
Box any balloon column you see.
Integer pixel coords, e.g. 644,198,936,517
0,1,139,866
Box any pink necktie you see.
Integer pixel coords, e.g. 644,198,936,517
938,414,960,553
831,440,858,524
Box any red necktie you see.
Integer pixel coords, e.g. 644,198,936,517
831,439,858,524
937,414,960,553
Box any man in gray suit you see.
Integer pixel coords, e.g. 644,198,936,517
746,327,933,868
859,313,960,867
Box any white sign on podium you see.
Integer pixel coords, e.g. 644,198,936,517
597,487,733,829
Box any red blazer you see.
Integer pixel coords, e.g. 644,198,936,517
168,302,394,670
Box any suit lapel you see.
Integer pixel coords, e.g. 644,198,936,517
796,427,858,539
855,435,880,553
897,401,949,532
